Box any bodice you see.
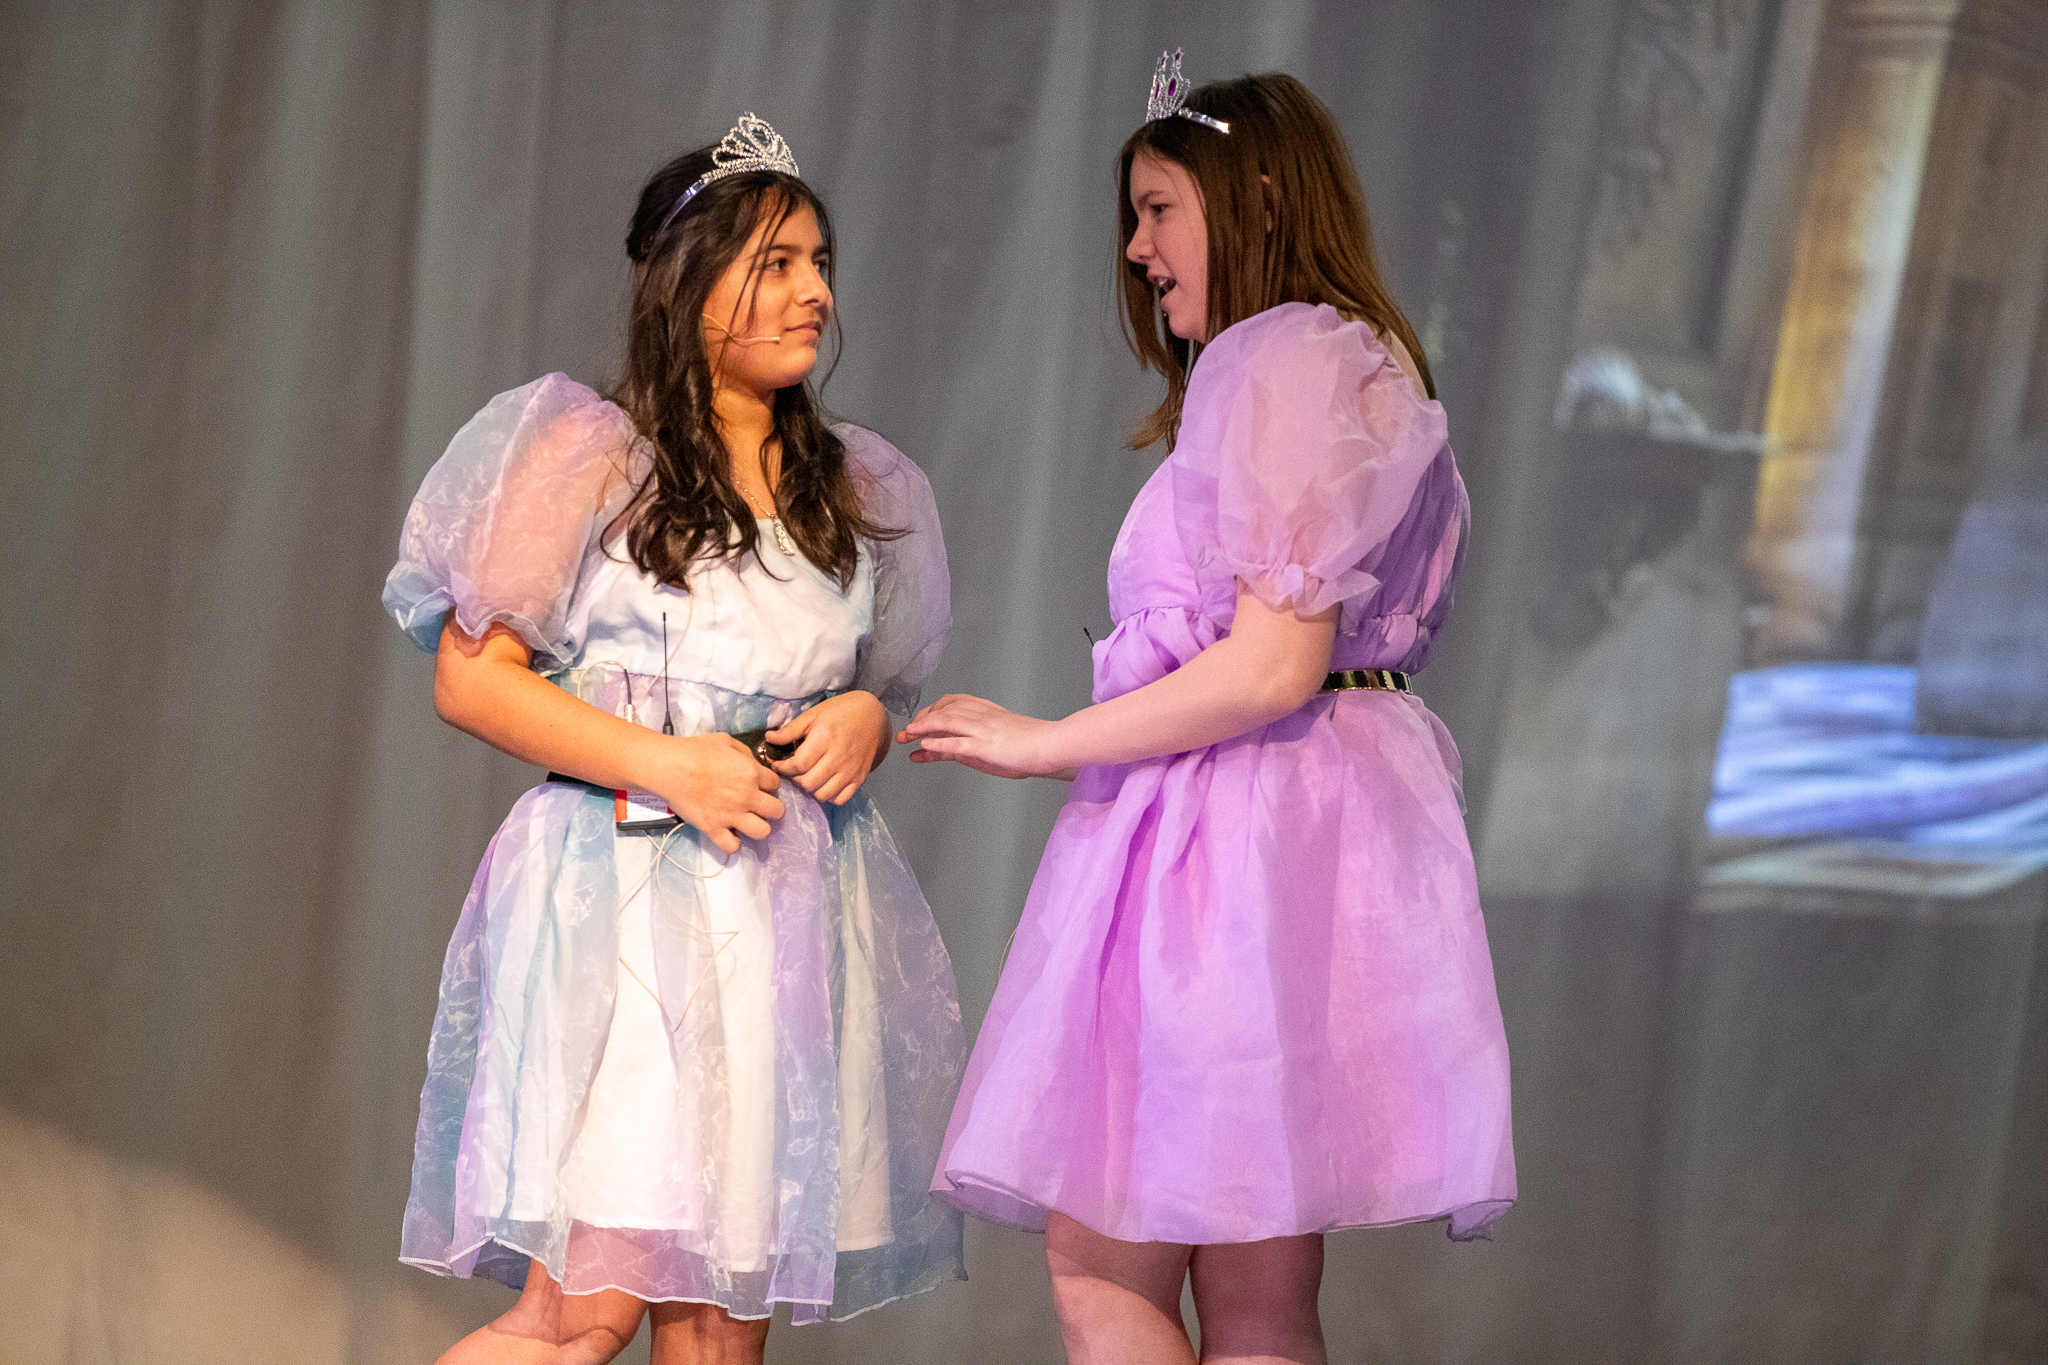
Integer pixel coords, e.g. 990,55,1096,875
546,530,873,735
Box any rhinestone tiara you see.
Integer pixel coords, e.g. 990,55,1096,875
1145,49,1230,134
661,112,802,229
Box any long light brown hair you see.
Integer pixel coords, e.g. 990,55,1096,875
1117,72,1434,450
610,146,895,591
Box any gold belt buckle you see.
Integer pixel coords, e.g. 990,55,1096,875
1321,668,1410,694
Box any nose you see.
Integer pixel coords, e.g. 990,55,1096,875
796,260,831,314
1125,221,1151,265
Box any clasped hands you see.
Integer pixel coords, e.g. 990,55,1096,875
659,690,1063,852
650,690,888,853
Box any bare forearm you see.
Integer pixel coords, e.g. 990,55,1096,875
901,589,1336,778
436,656,665,789
1033,632,1324,770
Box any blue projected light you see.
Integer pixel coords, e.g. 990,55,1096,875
1704,665,2048,905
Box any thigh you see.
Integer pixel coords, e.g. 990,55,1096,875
1046,1212,1198,1365
1188,1235,1326,1361
1046,1209,1193,1314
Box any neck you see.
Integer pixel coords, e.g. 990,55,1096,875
713,381,780,490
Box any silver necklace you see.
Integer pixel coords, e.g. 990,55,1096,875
744,491,797,556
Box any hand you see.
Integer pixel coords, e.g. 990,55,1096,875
897,694,1063,779
645,733,785,854
766,691,890,805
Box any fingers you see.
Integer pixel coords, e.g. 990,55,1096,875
734,813,774,841
901,699,1007,741
774,731,825,784
899,696,979,737
754,763,782,792
705,827,741,854
764,710,813,745
771,741,820,789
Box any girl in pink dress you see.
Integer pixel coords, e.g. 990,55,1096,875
901,59,1515,1364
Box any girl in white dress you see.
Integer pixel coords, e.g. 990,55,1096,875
383,117,963,1364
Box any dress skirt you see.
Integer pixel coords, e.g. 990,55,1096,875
400,716,965,1323
933,685,1515,1244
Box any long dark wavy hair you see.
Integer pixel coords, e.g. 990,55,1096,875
609,145,893,591
1118,72,1435,450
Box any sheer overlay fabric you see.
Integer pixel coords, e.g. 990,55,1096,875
934,304,1515,1244
385,376,964,1321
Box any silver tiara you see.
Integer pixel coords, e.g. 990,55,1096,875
1146,49,1229,134
661,112,801,229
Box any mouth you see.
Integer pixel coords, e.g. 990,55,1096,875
1150,274,1178,304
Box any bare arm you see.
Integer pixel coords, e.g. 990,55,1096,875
898,585,1337,777
434,617,785,852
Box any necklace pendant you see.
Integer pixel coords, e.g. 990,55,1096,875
771,518,797,556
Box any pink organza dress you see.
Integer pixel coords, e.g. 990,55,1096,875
933,302,1516,1244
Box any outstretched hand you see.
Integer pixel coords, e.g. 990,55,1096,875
767,690,891,805
897,694,1070,780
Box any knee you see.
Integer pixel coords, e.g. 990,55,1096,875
649,1300,771,1352
1192,1299,1324,1357
556,1325,635,1365
1049,1264,1164,1317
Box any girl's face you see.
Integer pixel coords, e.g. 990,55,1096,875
702,201,833,398
1126,152,1209,343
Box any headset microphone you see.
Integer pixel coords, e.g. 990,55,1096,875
703,313,784,344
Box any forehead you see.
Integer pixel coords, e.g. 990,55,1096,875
1128,152,1190,201
753,199,824,251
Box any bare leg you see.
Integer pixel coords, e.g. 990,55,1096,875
1187,1235,1326,1365
433,1259,647,1365
648,1300,771,1365
1045,1209,1197,1365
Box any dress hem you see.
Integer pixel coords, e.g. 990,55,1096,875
932,1172,1514,1245
400,1239,965,1324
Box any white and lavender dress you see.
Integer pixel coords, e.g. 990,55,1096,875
383,374,964,1322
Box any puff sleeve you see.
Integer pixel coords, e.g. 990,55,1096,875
383,373,642,661
1169,303,1449,634
840,424,951,718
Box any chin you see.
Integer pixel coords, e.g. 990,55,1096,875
760,357,820,390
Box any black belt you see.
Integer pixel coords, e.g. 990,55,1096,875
1321,668,1410,693
545,728,796,792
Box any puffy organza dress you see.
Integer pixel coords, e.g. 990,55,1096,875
383,374,965,1322
933,303,1516,1244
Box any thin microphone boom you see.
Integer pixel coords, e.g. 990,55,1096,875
703,313,783,344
